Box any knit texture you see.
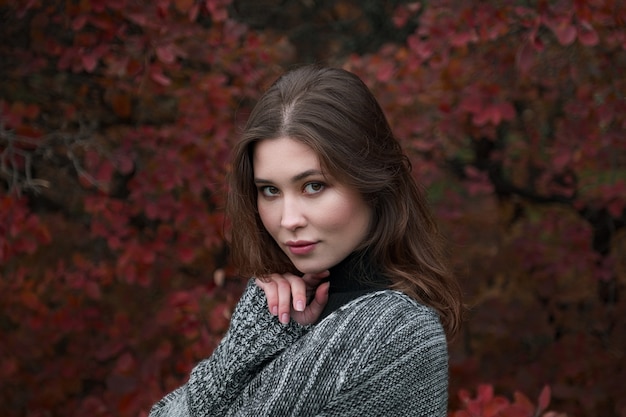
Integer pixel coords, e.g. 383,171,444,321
149,279,449,416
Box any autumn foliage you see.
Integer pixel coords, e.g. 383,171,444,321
0,0,624,416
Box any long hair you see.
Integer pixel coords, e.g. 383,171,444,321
226,65,463,338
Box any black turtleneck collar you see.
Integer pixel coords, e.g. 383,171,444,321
316,250,389,323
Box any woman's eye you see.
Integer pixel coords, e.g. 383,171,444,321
260,186,280,197
304,182,324,194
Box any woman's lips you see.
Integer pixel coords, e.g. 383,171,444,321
286,241,318,255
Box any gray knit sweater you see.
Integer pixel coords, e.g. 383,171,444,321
149,280,448,416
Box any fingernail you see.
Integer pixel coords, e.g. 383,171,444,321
271,306,278,316
281,313,289,324
295,300,305,312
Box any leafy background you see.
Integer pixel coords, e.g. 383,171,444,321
1,0,624,416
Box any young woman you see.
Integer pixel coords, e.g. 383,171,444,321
150,65,463,416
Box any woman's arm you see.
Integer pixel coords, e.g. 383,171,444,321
216,291,448,417
149,279,311,417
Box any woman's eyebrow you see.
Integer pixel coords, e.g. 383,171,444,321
254,169,324,185
291,169,324,183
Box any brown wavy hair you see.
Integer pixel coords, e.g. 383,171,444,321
226,65,463,338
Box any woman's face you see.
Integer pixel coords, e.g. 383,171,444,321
253,136,372,274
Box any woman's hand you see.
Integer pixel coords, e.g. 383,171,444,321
255,271,330,325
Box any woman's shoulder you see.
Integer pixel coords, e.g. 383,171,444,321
318,289,446,342
344,289,440,320
306,289,448,399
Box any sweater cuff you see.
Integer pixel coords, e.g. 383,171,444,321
186,279,309,416
214,278,309,363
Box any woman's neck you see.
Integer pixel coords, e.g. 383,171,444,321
316,251,389,322
327,250,386,292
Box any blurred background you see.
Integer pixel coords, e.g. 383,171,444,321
1,0,624,416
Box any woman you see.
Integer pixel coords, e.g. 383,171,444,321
150,65,463,416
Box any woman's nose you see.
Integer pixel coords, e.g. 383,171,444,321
280,197,307,231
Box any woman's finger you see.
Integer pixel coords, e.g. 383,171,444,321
292,281,330,325
256,271,330,325
255,277,279,316
282,273,308,312
275,276,293,324
300,270,330,292
307,281,330,318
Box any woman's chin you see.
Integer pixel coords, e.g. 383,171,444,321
291,261,331,276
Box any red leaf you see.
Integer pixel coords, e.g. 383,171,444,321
538,385,551,412
150,67,172,86
174,0,194,14
115,153,134,174
125,12,149,27
81,53,98,73
578,21,599,46
547,18,577,45
114,352,136,374
392,2,421,28
512,391,535,413
407,35,433,61
95,159,115,185
168,291,192,307
375,61,395,82
189,3,200,21
457,388,472,403
483,396,510,417
451,29,478,47
84,281,102,300
477,384,495,402
206,0,228,22
72,14,88,31
473,106,496,126
156,44,176,64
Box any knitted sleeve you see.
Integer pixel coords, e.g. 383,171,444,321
149,279,309,417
